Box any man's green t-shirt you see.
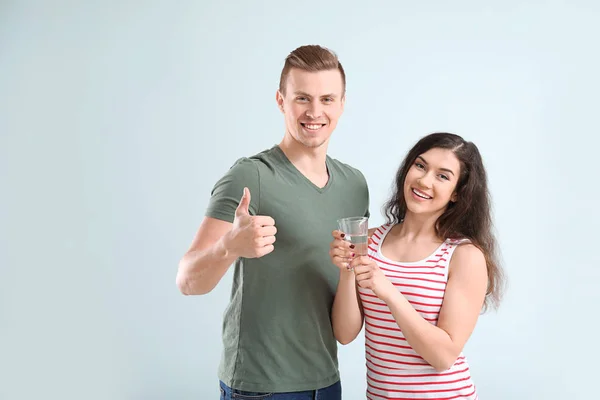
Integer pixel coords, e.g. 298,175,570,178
205,145,370,392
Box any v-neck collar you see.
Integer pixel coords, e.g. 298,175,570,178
272,145,334,194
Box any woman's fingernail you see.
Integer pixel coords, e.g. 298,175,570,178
351,253,355,257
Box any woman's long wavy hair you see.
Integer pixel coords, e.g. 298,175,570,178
383,132,505,311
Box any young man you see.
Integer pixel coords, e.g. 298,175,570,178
177,45,369,399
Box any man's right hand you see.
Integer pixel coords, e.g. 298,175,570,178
226,187,277,258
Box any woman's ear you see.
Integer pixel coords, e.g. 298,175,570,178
450,192,458,203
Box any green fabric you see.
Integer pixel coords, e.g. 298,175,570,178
205,145,369,392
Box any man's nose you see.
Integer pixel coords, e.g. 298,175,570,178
306,101,323,119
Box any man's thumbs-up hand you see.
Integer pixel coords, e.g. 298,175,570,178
227,188,277,259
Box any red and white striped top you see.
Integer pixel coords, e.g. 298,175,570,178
359,223,478,400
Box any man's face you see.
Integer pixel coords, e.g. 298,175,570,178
276,68,345,149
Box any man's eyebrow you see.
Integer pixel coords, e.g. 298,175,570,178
293,91,338,98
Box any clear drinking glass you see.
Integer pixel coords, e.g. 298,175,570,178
337,216,369,271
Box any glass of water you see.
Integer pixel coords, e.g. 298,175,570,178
337,217,369,271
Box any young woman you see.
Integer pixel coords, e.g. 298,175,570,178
330,132,504,399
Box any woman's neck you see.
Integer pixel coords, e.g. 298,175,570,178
395,211,442,243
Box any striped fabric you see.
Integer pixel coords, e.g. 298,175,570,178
358,224,478,400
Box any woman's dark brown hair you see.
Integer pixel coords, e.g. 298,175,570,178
383,132,505,311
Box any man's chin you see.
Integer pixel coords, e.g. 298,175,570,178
298,133,330,148
300,138,328,149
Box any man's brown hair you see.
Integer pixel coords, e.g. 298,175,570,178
279,45,346,95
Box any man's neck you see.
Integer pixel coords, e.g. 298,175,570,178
278,135,329,175
278,135,329,187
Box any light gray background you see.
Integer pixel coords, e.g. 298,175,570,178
1,1,598,399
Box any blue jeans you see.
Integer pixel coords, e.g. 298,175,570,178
219,380,342,400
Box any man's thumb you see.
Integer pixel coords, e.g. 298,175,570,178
235,187,251,216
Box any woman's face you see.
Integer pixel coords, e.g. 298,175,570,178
403,148,461,217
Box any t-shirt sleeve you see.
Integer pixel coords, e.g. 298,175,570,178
359,169,370,218
205,157,260,223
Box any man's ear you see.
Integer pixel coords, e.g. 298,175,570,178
276,90,285,113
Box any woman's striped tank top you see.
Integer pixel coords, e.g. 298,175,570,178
358,223,478,400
